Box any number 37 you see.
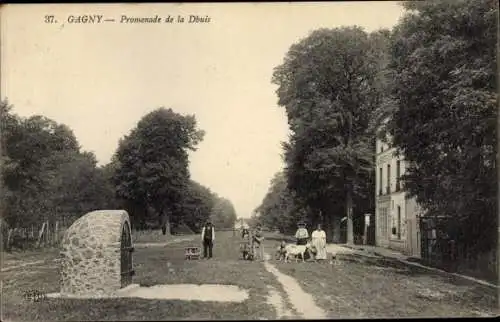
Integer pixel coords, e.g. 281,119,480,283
44,15,56,23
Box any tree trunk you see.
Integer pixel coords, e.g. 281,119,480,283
346,189,354,245
55,221,59,245
36,222,46,248
323,211,331,243
159,209,171,236
332,215,341,243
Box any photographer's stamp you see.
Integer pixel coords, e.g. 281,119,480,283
22,290,48,302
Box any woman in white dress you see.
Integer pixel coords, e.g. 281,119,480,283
311,223,327,261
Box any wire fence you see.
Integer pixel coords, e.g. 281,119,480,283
2,221,67,252
1,223,241,252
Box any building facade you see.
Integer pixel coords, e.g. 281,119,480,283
375,134,421,258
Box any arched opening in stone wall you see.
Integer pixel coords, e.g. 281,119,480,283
120,221,134,288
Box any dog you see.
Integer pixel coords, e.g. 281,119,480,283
284,243,312,263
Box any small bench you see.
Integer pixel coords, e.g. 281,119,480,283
185,246,201,260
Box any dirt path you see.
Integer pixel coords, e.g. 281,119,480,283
1,260,46,272
266,284,297,319
263,255,327,319
2,237,195,272
132,236,195,248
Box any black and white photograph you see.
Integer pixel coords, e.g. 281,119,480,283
0,1,498,320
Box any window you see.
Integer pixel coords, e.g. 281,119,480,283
396,160,401,191
379,167,383,195
397,206,401,240
386,164,391,194
379,207,389,238
384,208,388,236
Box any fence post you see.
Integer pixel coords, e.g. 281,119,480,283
44,222,47,246
46,221,49,246
55,221,59,245
37,222,46,248
48,221,51,246
7,229,13,251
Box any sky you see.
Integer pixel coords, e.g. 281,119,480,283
1,2,405,218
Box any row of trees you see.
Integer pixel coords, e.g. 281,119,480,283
1,102,237,235
256,26,386,242
0,101,117,228
256,0,497,257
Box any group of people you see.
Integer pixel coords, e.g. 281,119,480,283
240,223,265,261
199,220,265,260
200,219,327,262
295,221,328,261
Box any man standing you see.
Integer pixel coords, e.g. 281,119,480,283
201,221,215,259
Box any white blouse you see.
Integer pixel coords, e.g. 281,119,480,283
312,230,326,239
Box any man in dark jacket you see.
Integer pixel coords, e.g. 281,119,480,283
201,221,215,259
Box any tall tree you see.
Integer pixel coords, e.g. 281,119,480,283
42,150,120,225
1,100,115,227
176,180,216,233
272,27,389,243
254,171,303,234
210,197,238,229
113,107,205,234
387,0,497,254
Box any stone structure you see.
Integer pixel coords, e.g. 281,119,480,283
60,210,134,297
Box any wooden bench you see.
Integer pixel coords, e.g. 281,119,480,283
185,246,201,260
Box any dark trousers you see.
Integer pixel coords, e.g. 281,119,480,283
203,239,213,258
297,238,308,245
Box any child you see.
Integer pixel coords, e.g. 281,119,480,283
241,228,252,260
276,239,287,261
253,224,265,261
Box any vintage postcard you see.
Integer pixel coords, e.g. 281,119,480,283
1,1,498,320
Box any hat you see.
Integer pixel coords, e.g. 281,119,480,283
297,221,306,227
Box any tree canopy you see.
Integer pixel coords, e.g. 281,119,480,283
0,100,117,227
174,180,217,233
254,171,306,235
260,0,495,255
113,107,205,232
271,27,388,243
1,101,236,235
386,0,497,253
210,196,238,229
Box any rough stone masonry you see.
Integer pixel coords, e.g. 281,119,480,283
59,210,132,297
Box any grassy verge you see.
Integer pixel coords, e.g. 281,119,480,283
265,252,498,318
2,248,60,269
1,231,282,321
260,233,497,318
